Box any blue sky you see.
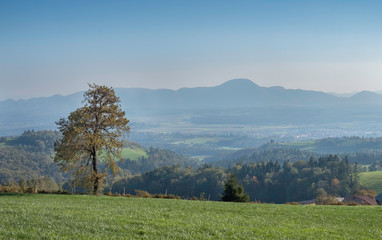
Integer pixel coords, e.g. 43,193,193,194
1,0,382,100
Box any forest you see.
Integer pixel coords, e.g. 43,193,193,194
0,130,378,203
112,155,360,203
0,130,64,185
0,130,197,186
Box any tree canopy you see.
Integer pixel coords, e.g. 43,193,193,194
112,155,360,203
54,84,129,193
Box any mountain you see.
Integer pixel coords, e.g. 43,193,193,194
349,91,382,105
115,78,342,111
1,79,382,136
0,92,83,135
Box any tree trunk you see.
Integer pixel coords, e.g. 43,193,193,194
92,146,99,194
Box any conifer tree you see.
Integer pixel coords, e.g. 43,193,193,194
221,173,249,202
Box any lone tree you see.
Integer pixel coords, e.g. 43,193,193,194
221,173,249,202
54,84,130,194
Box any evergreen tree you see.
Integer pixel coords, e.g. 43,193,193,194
221,173,249,202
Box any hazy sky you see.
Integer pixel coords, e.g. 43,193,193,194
1,0,382,100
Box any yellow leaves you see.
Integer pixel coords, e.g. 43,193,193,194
54,84,130,192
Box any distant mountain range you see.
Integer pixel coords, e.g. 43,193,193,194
2,78,382,136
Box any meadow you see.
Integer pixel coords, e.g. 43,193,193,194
100,146,147,162
0,194,381,239
360,171,382,194
120,147,148,161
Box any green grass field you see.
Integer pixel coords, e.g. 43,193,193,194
360,171,382,194
99,146,147,162
120,147,148,161
0,194,381,239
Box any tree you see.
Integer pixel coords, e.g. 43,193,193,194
221,173,249,202
54,84,130,194
349,163,360,194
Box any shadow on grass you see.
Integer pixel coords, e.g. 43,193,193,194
0,192,29,197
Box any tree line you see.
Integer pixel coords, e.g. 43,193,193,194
207,143,382,170
112,155,360,203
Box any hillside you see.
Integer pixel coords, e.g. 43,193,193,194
0,130,197,185
204,137,382,167
113,155,359,203
0,130,64,184
360,171,382,194
277,136,382,154
0,194,380,239
204,147,322,168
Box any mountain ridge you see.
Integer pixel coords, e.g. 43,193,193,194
3,78,381,103
2,78,382,136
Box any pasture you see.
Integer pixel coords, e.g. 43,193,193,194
360,171,382,194
0,194,381,239
120,147,148,161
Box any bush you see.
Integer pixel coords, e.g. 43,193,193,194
135,190,152,198
316,195,338,205
152,193,165,199
55,190,70,195
356,189,377,198
0,184,23,193
151,193,181,199
344,201,359,206
166,194,181,199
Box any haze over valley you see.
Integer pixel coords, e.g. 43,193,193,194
1,2,382,238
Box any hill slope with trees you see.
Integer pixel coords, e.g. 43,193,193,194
204,139,382,168
0,130,198,186
113,155,360,203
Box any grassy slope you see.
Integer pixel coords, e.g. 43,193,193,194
0,194,381,239
100,145,148,162
120,147,147,160
360,171,382,194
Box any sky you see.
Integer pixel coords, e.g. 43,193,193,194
1,0,382,100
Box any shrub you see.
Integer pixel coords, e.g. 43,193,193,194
316,195,338,205
113,193,122,197
135,190,152,198
55,190,70,194
152,193,181,199
165,194,181,199
356,189,377,198
344,201,359,206
152,193,165,199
